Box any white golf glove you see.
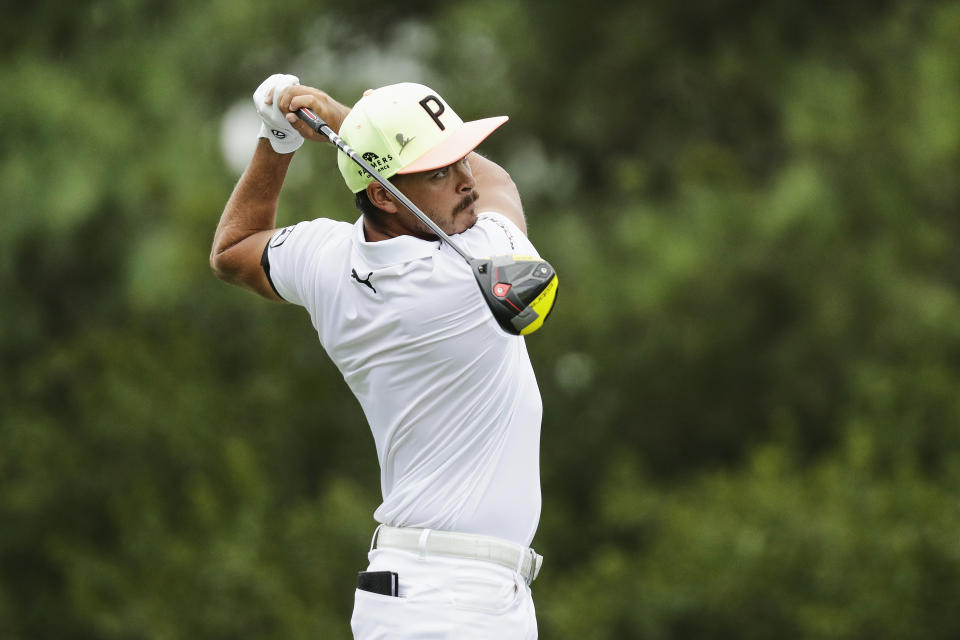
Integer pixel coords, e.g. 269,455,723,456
253,73,304,154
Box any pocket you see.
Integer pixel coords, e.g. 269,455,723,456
351,588,408,640
354,587,406,605
451,571,521,615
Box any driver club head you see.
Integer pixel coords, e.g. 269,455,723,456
470,255,559,335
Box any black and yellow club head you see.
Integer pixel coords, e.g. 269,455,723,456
470,255,559,335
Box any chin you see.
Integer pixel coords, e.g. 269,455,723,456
455,210,479,234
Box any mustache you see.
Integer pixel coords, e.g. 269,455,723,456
453,190,479,215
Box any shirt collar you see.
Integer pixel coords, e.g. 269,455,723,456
352,216,440,268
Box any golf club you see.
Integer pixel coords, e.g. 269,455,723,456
296,107,558,336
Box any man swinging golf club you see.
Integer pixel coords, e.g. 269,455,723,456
211,73,555,639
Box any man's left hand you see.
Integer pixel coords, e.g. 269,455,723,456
253,73,305,154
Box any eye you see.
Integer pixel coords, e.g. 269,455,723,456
432,167,449,180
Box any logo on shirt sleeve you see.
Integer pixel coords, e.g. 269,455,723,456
270,224,297,248
479,214,517,251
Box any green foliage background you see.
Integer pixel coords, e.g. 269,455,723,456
4,1,960,637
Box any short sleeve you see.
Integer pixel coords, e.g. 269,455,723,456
459,212,540,259
263,218,352,307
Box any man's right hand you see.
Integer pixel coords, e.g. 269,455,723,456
274,85,351,141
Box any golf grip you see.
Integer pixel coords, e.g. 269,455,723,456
295,107,473,263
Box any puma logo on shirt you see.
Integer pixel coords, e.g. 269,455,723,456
351,268,377,293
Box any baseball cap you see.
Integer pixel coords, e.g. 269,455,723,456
338,82,508,193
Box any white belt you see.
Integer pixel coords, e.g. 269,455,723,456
371,525,543,585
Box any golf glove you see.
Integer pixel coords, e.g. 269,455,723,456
253,73,304,154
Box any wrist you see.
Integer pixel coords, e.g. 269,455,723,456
253,137,296,165
320,95,350,134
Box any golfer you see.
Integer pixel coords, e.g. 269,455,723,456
211,74,545,639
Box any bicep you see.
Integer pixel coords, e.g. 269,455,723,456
469,153,527,235
210,229,285,302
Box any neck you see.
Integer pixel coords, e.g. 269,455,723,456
362,216,393,242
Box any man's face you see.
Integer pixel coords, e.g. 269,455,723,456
392,156,479,238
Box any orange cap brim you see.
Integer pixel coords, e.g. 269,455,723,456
397,116,509,175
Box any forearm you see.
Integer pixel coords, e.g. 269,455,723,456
210,139,293,283
213,86,349,262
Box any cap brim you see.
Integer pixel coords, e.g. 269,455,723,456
397,116,509,175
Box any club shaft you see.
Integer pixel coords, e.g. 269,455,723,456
296,108,473,263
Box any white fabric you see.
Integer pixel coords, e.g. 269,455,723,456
253,73,304,153
352,549,538,640
266,212,543,546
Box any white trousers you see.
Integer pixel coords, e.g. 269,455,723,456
350,548,538,639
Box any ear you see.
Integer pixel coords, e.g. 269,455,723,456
366,182,399,214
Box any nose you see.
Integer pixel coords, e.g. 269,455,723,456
454,160,476,193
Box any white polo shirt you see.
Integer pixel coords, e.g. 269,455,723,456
265,212,543,547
